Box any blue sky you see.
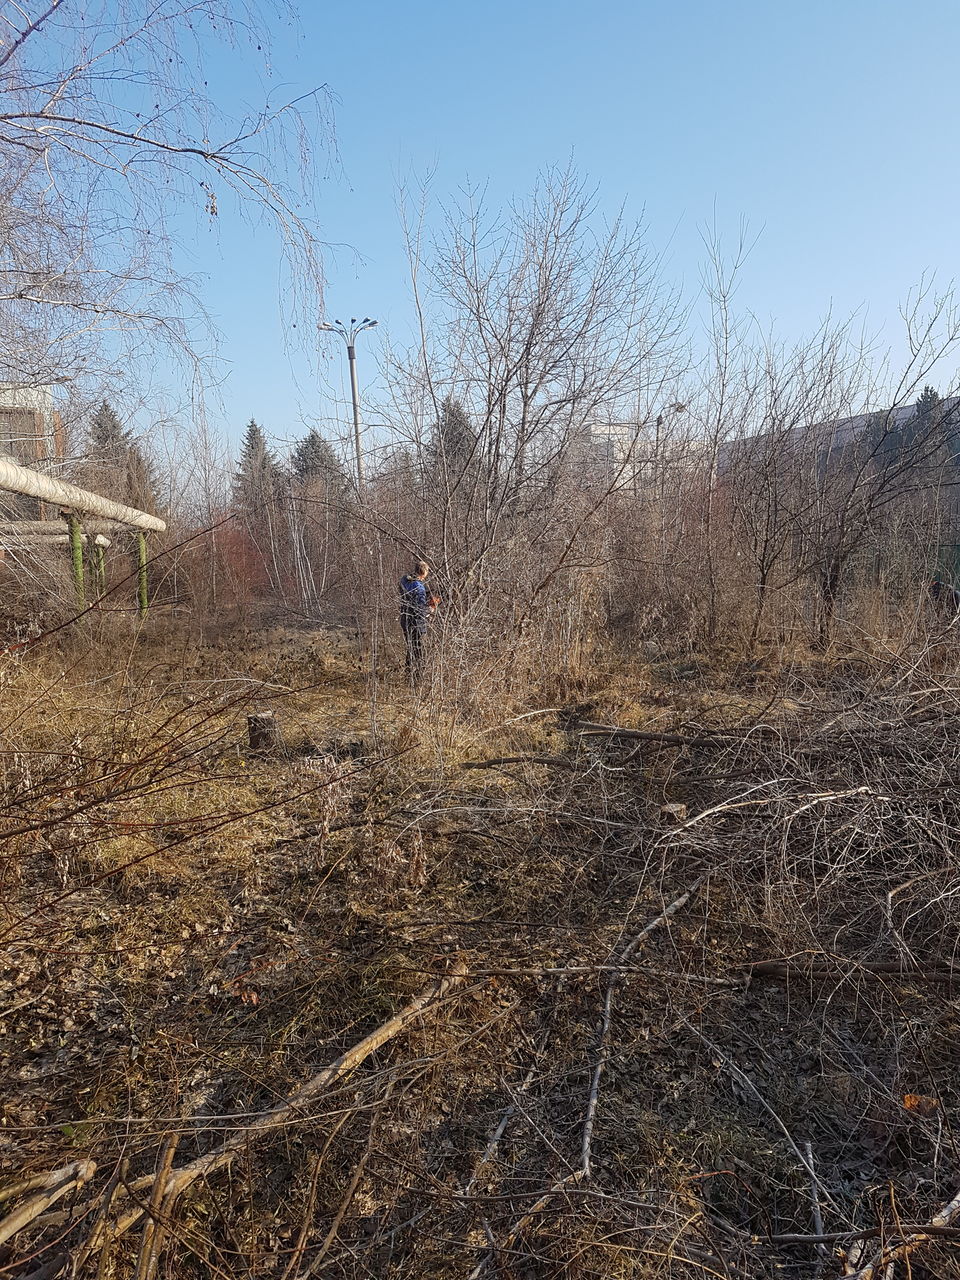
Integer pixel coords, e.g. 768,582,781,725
191,0,960,455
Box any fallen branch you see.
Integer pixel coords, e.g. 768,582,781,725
582,881,704,1179
17,1252,70,1280
278,1112,353,1280
843,1183,960,1278
461,1049,544,1199
574,720,739,746
0,1164,84,1208
681,1015,840,1214
803,1140,828,1264
748,960,957,984
158,968,462,1200
467,1170,584,1280
461,755,582,771
70,1157,127,1279
405,963,744,986
300,1076,396,1276
134,1132,180,1280
0,1160,96,1248
73,968,467,1260
767,1224,960,1245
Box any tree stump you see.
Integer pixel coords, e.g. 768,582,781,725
247,713,281,752
660,802,688,825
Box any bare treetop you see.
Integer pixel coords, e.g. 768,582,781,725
0,0,330,396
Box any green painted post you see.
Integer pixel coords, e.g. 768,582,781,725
95,541,106,595
68,515,84,608
137,531,149,619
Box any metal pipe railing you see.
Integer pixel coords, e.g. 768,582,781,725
0,457,166,532
0,520,147,537
0,532,111,547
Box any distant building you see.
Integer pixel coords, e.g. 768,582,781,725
716,396,960,479
574,422,642,485
715,393,960,583
0,386,66,526
0,384,65,465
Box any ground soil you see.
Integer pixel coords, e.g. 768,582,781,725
2,624,959,1278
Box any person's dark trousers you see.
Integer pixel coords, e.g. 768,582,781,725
401,619,427,684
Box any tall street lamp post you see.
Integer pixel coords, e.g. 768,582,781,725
320,316,377,491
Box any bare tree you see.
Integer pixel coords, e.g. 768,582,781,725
373,169,685,697
0,0,329,398
782,290,960,645
723,318,872,649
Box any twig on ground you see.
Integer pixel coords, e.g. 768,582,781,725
278,1148,326,1280
134,1131,179,1280
681,1015,842,1214
583,882,705,1179
803,1140,828,1265
461,755,582,771
36,970,467,1269
842,1182,960,1278
466,1170,585,1280
140,967,464,1219
461,1055,543,1199
0,1160,96,1248
574,720,739,746
300,1076,396,1276
748,959,957,984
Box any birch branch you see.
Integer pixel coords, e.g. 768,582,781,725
0,1159,95,1247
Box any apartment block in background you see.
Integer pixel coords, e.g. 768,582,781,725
0,385,65,524
0,384,65,465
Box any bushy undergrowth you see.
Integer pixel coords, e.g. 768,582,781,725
2,625,960,1279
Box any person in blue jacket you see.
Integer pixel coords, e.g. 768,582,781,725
398,560,436,683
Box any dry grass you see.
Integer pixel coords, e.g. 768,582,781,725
2,624,960,1278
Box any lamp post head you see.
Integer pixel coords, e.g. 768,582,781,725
320,316,377,343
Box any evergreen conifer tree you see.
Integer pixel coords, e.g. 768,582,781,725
291,428,345,483
915,385,944,430
285,426,346,608
915,384,960,468
90,400,127,459
431,396,477,479
898,385,946,461
87,400,157,512
233,419,280,520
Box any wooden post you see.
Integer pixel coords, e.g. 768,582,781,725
247,713,281,752
95,541,106,595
